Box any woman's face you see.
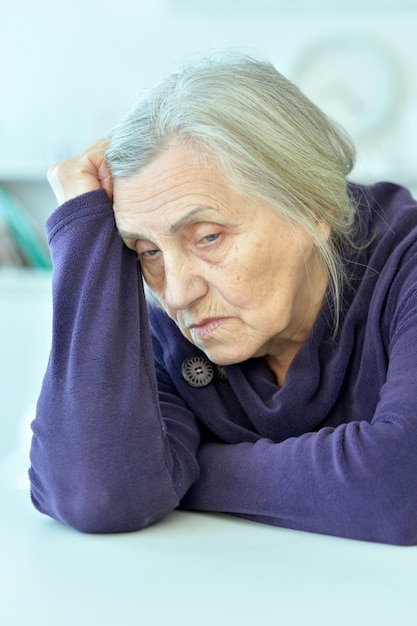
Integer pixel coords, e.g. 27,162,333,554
113,144,328,366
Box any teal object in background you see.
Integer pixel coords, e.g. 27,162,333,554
0,187,51,269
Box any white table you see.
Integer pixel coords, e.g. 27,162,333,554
2,271,417,626
1,483,417,626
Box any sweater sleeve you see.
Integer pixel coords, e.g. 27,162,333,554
180,292,417,546
29,190,200,533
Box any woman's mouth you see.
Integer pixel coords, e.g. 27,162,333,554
188,318,229,341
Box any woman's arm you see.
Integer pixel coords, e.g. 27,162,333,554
29,149,200,533
180,303,417,545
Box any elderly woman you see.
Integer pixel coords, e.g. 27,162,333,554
30,52,417,544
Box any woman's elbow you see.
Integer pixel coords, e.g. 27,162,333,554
30,479,179,534
376,513,417,546
357,494,417,546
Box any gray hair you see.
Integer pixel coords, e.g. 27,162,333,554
106,50,357,327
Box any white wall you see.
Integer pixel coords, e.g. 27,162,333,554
1,1,417,192
0,271,52,484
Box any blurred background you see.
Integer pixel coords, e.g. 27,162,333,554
1,0,416,481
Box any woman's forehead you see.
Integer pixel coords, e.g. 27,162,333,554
112,145,242,235
114,144,226,203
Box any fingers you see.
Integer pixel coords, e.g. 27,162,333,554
47,140,113,205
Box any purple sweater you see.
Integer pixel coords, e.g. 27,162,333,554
29,182,417,544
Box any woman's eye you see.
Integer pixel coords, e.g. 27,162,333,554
135,242,161,261
200,232,220,244
140,249,160,259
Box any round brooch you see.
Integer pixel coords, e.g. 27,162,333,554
181,356,214,388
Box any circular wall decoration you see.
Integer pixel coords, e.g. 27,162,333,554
291,34,404,140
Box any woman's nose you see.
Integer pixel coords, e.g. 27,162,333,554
162,256,208,311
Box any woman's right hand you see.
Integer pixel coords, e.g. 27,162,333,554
47,139,113,205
